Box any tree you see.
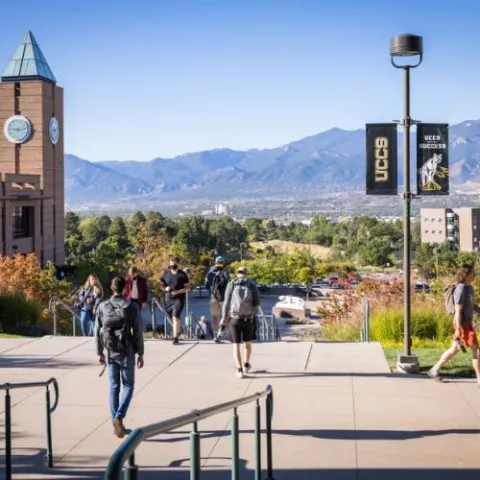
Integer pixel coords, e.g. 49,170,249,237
109,217,128,238
243,218,264,241
209,216,248,254
173,216,210,263
127,211,146,238
65,212,81,238
358,237,393,267
108,217,130,251
78,217,109,251
131,224,172,294
145,212,177,238
65,212,84,261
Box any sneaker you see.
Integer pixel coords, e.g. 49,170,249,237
428,369,443,383
236,368,244,378
214,336,222,344
244,363,251,374
113,417,126,438
172,337,179,345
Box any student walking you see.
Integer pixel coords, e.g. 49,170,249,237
125,266,149,308
205,256,230,333
160,257,191,345
220,266,261,378
77,274,103,336
95,276,145,438
429,265,480,384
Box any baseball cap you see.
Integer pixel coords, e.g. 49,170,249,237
215,256,225,264
237,266,247,274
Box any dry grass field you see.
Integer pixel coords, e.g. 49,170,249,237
250,240,330,259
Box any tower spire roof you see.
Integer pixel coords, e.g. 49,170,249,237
1,31,56,84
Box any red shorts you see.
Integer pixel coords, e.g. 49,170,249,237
454,323,478,347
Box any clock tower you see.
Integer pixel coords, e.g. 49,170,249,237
0,31,65,265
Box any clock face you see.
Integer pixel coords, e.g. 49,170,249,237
4,115,32,144
49,117,59,145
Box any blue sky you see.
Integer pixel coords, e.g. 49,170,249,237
1,0,479,161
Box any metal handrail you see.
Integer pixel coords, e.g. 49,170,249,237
257,306,281,342
49,296,80,336
0,378,60,480
150,297,174,338
105,385,274,480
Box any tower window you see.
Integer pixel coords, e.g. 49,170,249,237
12,206,34,239
14,82,21,97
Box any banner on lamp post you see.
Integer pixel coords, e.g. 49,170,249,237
365,123,398,195
416,123,449,195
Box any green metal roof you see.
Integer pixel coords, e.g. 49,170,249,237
1,31,56,84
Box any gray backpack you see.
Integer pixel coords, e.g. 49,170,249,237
230,279,254,318
444,284,457,315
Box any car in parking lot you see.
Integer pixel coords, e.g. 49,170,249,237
415,283,430,293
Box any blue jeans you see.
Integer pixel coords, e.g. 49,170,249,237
108,356,135,422
80,309,94,336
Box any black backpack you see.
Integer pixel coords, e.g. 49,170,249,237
211,270,229,302
102,300,131,355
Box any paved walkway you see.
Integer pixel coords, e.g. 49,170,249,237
1,337,480,479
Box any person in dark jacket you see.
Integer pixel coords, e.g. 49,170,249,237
125,266,149,308
77,274,103,336
205,256,230,333
95,276,145,438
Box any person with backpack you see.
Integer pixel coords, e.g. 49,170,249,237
205,256,230,334
217,266,261,378
429,265,480,384
95,276,145,438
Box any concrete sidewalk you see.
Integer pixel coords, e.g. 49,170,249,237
0,337,480,479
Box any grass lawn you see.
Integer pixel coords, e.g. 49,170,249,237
384,347,475,378
0,333,26,339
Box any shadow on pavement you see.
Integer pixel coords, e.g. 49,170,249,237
145,427,480,444
2,448,479,480
250,370,428,380
1,455,479,480
0,356,91,369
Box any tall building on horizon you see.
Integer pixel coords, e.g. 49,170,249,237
420,207,480,252
0,31,65,265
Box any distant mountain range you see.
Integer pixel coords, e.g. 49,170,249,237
65,119,480,205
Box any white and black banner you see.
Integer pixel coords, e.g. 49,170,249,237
416,123,449,195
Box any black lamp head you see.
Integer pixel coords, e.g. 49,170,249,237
390,34,423,56
390,34,423,68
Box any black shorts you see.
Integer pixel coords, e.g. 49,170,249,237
229,317,255,344
165,297,185,317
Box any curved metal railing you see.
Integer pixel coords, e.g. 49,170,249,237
105,385,274,480
49,296,81,336
257,306,281,342
0,378,60,480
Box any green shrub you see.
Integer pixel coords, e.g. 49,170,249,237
322,322,361,342
369,305,452,344
0,293,44,335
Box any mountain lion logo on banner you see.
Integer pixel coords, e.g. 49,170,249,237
420,153,448,191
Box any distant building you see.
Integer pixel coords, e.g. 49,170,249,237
420,208,480,252
0,32,65,265
215,203,231,216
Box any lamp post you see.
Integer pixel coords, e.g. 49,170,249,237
390,34,423,371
